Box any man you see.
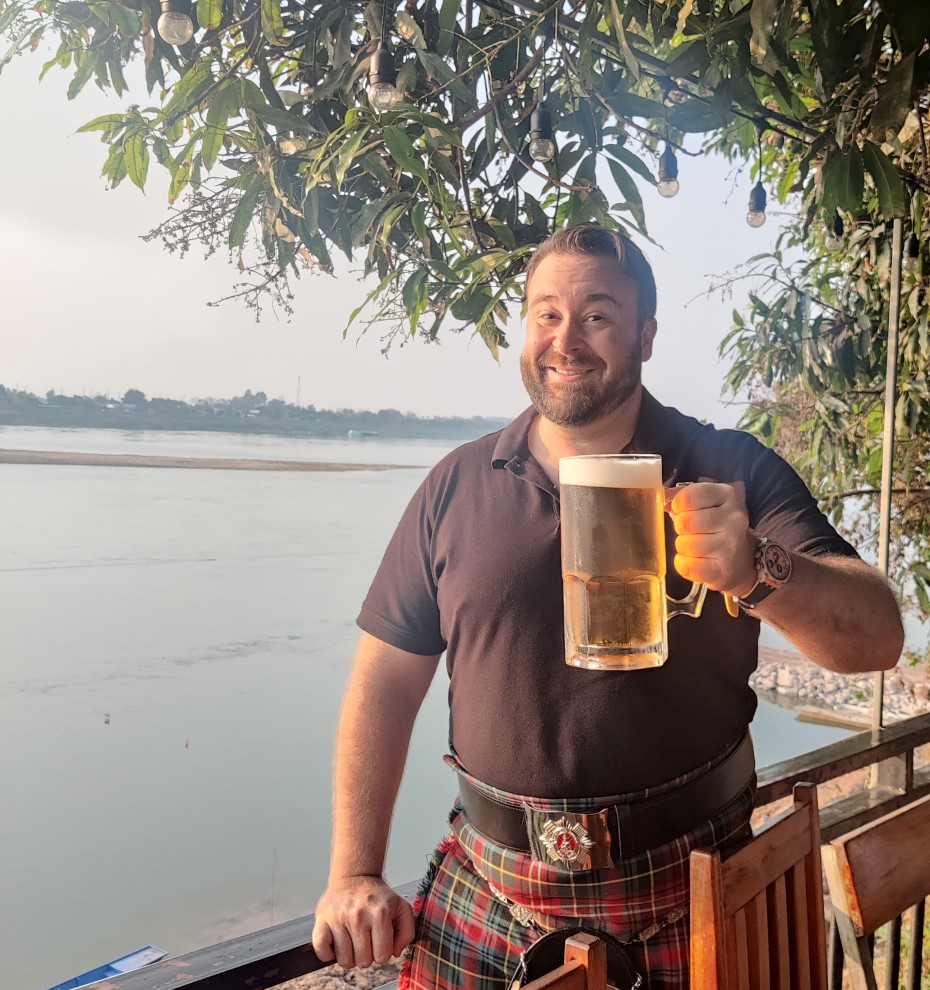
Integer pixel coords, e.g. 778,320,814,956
312,224,903,988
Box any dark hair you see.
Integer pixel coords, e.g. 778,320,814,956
525,224,657,325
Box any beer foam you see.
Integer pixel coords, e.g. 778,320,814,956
559,454,661,488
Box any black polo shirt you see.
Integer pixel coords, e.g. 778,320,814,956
358,389,857,797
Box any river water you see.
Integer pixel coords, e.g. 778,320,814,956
0,426,852,990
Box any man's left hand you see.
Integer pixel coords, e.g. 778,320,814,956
665,483,758,598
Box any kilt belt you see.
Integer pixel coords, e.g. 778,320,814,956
454,733,754,871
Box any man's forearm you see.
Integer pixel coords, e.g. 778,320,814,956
328,635,440,882
756,554,903,674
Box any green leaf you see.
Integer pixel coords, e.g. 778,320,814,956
123,132,149,190
861,141,906,218
333,125,370,188
382,125,428,183
162,60,214,119
749,0,779,69
261,0,287,46
870,51,915,142
67,56,96,100
436,0,459,56
608,0,641,82
244,103,314,134
197,0,223,31
76,113,127,134
821,146,864,217
168,160,191,202
202,82,239,170
604,143,655,185
396,10,425,49
229,174,263,250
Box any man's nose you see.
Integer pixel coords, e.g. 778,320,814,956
551,316,585,352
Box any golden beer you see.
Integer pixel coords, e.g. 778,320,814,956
560,455,705,670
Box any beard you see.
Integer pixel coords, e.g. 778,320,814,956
520,347,642,428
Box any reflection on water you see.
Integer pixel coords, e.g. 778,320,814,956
0,427,852,990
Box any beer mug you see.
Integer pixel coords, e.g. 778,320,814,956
560,453,707,670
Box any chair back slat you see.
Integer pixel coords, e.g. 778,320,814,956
690,782,828,990
519,933,607,990
827,793,930,936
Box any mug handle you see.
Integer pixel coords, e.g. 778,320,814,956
664,481,707,620
667,581,707,619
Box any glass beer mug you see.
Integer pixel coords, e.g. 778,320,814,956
560,453,707,670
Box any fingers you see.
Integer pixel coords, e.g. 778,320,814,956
311,919,336,964
393,900,416,957
313,881,410,970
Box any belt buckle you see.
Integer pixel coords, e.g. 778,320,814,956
523,805,614,871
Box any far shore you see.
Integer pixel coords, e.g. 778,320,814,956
0,448,420,472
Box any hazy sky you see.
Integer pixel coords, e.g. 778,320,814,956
1,48,779,423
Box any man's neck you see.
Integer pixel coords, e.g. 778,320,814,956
529,386,644,483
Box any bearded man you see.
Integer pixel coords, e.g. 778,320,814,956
312,224,903,988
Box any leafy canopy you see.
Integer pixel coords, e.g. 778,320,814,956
2,0,925,355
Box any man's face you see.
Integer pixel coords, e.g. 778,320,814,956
521,252,657,428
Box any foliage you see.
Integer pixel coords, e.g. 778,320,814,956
1,0,925,354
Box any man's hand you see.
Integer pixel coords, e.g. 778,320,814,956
666,483,757,598
312,874,416,969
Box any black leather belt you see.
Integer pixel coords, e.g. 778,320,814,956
455,733,754,868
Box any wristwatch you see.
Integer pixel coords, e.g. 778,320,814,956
737,534,793,611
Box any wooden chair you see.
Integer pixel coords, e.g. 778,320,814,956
690,782,828,990
821,792,930,990
520,933,609,990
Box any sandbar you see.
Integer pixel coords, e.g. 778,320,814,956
0,448,419,472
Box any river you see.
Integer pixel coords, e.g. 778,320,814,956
0,425,853,990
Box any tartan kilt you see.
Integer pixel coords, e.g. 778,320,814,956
399,758,754,990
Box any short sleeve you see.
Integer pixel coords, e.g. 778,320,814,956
356,473,446,656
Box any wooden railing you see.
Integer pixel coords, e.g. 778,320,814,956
93,712,930,990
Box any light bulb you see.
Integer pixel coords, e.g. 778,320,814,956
529,137,555,163
368,82,399,112
157,9,194,45
824,229,843,251
747,181,767,228
904,233,920,276
368,45,399,112
656,144,679,198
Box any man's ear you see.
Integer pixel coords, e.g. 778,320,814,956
641,318,658,362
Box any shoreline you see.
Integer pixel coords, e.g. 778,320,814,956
753,646,930,728
0,448,420,472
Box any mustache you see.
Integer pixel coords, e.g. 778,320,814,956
535,351,602,371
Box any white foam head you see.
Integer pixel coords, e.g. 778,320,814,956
559,454,661,489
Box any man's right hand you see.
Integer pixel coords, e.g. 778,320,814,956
311,874,416,969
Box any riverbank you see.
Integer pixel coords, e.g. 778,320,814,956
752,646,930,728
0,448,418,472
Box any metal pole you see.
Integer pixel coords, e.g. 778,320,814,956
872,217,903,733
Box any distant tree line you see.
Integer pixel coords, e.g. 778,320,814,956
0,385,509,441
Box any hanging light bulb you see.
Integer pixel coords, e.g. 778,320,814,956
657,143,679,198
904,232,921,275
157,0,194,45
824,211,844,252
528,105,555,163
367,43,400,111
746,181,767,228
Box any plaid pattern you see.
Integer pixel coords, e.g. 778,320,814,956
399,753,754,990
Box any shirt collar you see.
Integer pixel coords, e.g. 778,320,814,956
492,389,676,473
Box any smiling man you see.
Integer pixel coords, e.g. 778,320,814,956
312,224,903,989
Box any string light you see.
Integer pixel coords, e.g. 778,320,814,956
747,126,767,228
904,232,921,275
657,143,679,198
367,3,399,111
824,211,844,252
157,0,194,45
528,104,555,163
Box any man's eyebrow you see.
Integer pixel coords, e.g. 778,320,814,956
529,292,621,306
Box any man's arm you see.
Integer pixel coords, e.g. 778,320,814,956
312,632,441,969
668,483,904,673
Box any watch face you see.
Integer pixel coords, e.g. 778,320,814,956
761,542,792,583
